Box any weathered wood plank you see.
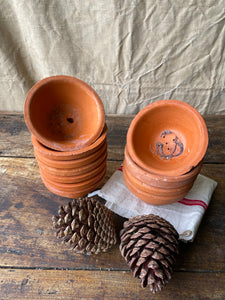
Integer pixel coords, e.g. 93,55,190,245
0,113,224,299
0,157,224,271
0,113,224,163
106,115,131,161
0,113,33,157
0,269,224,300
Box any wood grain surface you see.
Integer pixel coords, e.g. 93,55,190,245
0,113,225,162
1,269,225,300
0,113,224,299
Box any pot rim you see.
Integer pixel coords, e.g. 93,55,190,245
125,145,202,182
127,99,208,176
31,124,107,160
39,161,106,183
40,165,106,190
24,75,105,151
37,151,107,176
123,159,194,196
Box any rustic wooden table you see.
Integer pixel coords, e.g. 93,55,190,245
0,112,224,300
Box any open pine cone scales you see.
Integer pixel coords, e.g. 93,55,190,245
52,196,117,254
120,214,179,293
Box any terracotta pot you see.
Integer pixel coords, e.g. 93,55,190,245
41,169,105,198
123,159,194,197
31,124,107,161
34,142,107,169
39,161,106,184
36,151,107,177
124,145,201,189
40,166,106,192
24,75,105,151
126,100,208,176
123,170,184,205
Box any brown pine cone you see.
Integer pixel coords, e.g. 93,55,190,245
120,214,179,293
52,196,117,254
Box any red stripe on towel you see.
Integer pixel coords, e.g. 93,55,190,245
118,165,123,172
178,198,208,210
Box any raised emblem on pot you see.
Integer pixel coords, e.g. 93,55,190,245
156,130,184,160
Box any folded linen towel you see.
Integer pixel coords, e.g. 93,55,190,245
89,166,217,242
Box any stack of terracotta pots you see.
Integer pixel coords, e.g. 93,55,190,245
24,75,107,198
123,100,208,205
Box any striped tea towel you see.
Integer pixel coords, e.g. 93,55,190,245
89,166,217,242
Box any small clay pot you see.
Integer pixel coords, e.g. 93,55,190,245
123,160,194,197
39,161,106,184
127,100,208,176
31,124,107,161
24,75,105,151
36,151,107,177
41,169,105,198
34,142,107,169
123,170,184,205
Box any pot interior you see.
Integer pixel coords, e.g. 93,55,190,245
130,101,207,175
28,77,103,150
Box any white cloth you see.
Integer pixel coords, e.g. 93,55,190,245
89,167,217,242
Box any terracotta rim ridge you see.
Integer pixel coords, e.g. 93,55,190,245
40,166,106,191
39,161,106,184
126,99,208,176
34,142,107,169
124,145,202,185
41,169,105,198
31,124,107,160
123,159,194,196
123,170,183,205
36,151,107,176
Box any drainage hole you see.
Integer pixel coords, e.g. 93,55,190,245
67,118,74,123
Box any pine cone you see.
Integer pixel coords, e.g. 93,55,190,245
119,214,179,293
52,196,117,254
